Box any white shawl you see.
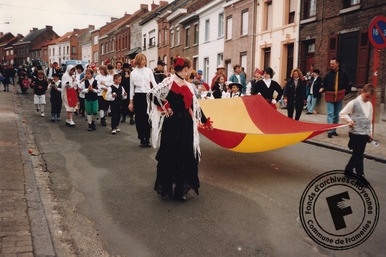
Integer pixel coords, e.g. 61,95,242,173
147,75,202,160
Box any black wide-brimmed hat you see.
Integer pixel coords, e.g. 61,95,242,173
228,82,243,90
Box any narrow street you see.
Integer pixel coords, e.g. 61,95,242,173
19,93,386,257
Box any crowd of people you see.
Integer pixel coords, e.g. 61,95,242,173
3,55,369,197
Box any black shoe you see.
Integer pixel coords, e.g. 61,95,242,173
91,121,96,130
121,116,126,123
101,117,107,126
140,139,151,148
305,112,313,114
88,123,93,131
130,117,135,125
332,132,338,136
328,133,333,138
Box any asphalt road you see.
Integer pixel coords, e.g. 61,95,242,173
19,94,386,257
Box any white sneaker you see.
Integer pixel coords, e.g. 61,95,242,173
116,128,121,132
40,112,45,117
111,129,117,134
69,120,75,126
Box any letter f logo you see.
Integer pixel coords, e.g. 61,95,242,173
326,191,353,230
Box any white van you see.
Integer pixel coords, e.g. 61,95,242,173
61,60,89,72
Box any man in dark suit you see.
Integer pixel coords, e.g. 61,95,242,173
306,69,323,114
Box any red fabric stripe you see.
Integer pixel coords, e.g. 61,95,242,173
198,128,245,149
242,95,339,134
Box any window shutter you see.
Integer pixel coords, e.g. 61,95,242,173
356,29,369,88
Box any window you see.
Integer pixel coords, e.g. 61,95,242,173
10,50,13,55
217,53,223,67
93,51,98,62
158,30,162,47
218,13,224,38
308,43,315,53
93,35,98,45
241,10,249,36
72,46,76,54
226,16,232,40
205,19,210,42
101,44,104,55
303,0,316,19
6,50,9,56
170,29,175,47
204,57,209,82
288,0,296,24
265,1,273,30
67,46,69,55
185,26,190,47
53,48,55,56
263,47,271,69
59,47,61,55
194,23,199,45
176,27,180,45
343,0,360,8
143,34,147,50
240,52,247,74
163,28,168,46
149,30,155,47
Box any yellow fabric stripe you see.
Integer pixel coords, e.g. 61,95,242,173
230,132,312,153
199,98,263,134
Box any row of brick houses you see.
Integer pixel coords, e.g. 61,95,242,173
0,0,385,120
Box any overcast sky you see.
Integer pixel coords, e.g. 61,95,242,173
0,0,159,37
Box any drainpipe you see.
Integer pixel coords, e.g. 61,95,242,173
250,0,256,78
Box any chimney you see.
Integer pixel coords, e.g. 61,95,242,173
111,17,118,22
140,4,149,12
73,28,79,32
45,25,53,31
30,27,38,32
89,25,95,30
151,2,159,11
160,1,168,7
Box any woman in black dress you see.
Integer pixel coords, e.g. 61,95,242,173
148,56,212,201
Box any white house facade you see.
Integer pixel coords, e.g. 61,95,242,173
141,18,159,70
197,0,225,84
255,0,300,84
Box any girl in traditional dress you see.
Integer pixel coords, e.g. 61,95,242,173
61,65,78,126
148,56,212,201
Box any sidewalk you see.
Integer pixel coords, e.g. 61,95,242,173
0,85,55,257
278,108,386,163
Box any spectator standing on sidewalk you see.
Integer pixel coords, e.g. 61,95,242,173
251,67,283,109
340,83,375,178
283,68,307,120
228,64,246,94
31,70,48,117
322,58,352,138
306,69,323,114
